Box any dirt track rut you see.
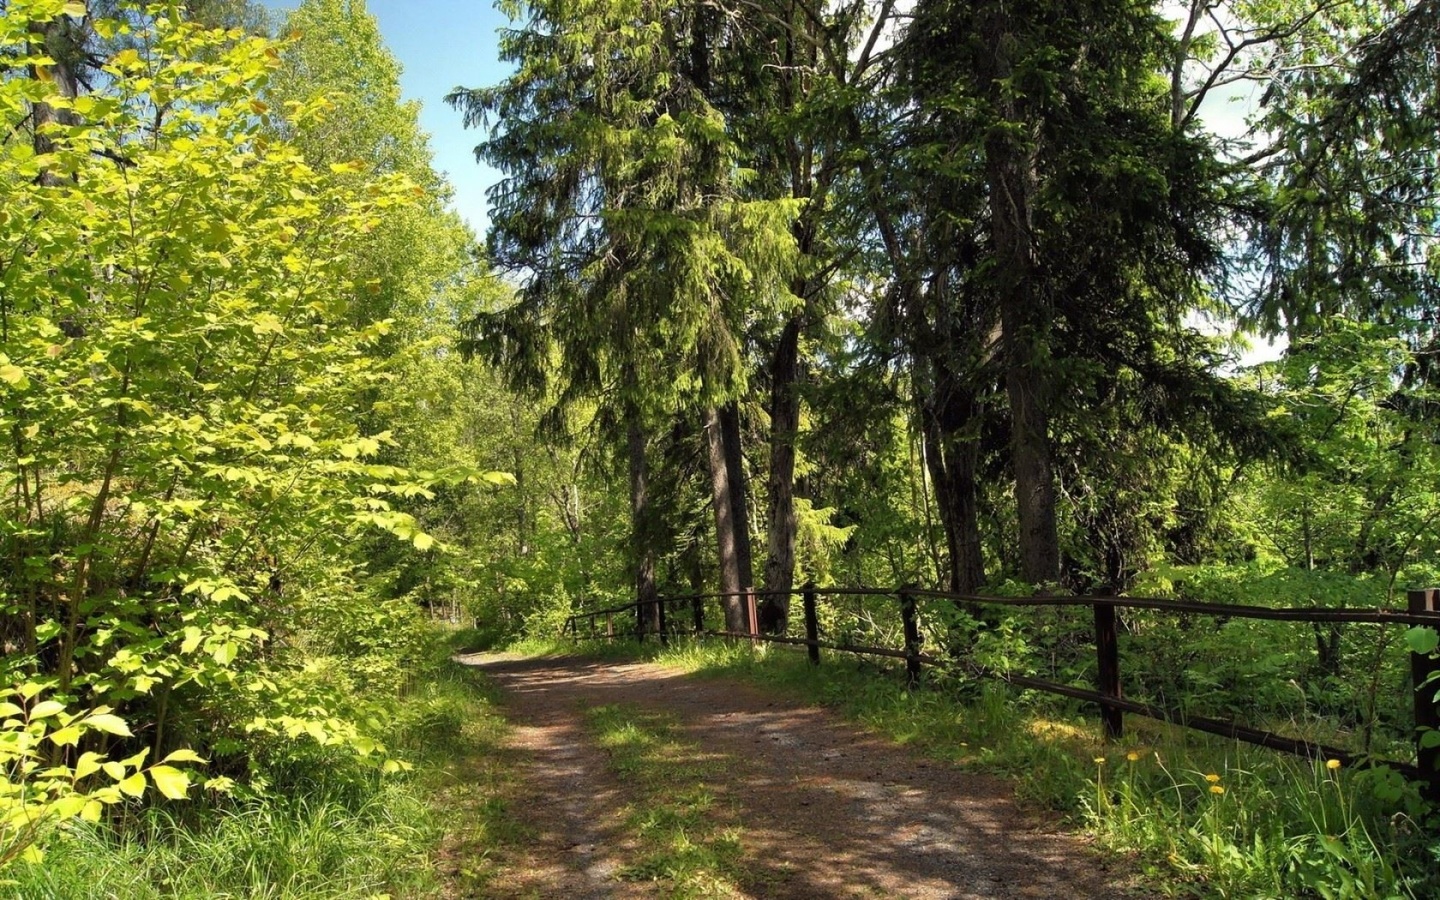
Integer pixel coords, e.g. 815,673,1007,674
456,652,1143,899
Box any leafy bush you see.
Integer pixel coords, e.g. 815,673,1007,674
0,1,439,865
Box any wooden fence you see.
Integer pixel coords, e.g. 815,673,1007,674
562,584,1440,800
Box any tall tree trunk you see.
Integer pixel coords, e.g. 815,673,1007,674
28,18,81,176
628,414,659,636
913,423,945,586
760,316,801,632
706,407,749,631
922,364,986,594
721,402,754,611
512,456,529,556
983,7,1060,587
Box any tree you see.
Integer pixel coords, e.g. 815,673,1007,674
1245,0,1436,343
0,6,436,852
888,0,1263,593
450,0,800,633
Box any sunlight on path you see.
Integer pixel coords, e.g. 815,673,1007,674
458,653,1148,899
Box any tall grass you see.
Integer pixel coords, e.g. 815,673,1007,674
0,635,516,899
4,784,436,900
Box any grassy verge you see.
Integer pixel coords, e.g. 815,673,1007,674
0,637,524,899
0,779,437,900
584,703,746,899
536,634,1439,899
395,654,526,898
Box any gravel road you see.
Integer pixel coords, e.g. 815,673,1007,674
456,652,1145,899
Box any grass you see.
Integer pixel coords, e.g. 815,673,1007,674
0,640,526,900
395,655,530,898
539,633,1440,899
2,785,437,900
584,703,747,898
19,624,1428,898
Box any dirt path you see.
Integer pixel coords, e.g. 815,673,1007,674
457,653,1143,899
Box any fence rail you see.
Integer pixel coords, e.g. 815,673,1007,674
562,584,1440,799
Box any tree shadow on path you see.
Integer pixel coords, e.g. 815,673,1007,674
463,653,1149,900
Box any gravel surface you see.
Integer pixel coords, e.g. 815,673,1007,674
458,652,1146,899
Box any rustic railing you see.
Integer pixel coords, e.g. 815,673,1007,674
562,584,1440,799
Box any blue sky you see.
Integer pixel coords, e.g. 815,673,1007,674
260,0,513,237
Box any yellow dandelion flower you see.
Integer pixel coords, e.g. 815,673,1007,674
1326,759,1341,770
1094,757,1106,765
1126,752,1140,762
1204,773,1221,783
1210,785,1225,795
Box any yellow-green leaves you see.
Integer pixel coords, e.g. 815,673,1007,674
147,766,190,800
84,713,132,737
73,753,104,781
27,701,65,720
0,691,178,867
0,356,28,391
0,1,438,870
117,773,147,798
46,725,83,747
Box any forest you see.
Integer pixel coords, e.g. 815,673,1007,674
1,0,1438,896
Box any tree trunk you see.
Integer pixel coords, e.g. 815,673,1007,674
706,407,749,631
629,414,659,636
983,7,1060,588
720,401,753,592
760,316,801,632
28,18,81,178
512,455,529,556
922,365,986,594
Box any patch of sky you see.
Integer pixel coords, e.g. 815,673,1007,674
259,0,513,237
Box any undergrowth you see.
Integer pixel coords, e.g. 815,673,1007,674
1,782,436,900
541,634,1440,899
0,633,517,899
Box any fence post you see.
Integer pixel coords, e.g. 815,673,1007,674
803,581,820,666
1409,588,1440,800
657,597,668,647
900,584,922,688
692,594,704,635
606,612,613,639
747,588,759,644
1094,601,1123,740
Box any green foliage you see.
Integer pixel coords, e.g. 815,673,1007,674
453,0,802,416
1230,321,1440,584
1,0,1436,890
0,782,438,900
0,687,201,868
0,633,514,899
0,0,464,869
